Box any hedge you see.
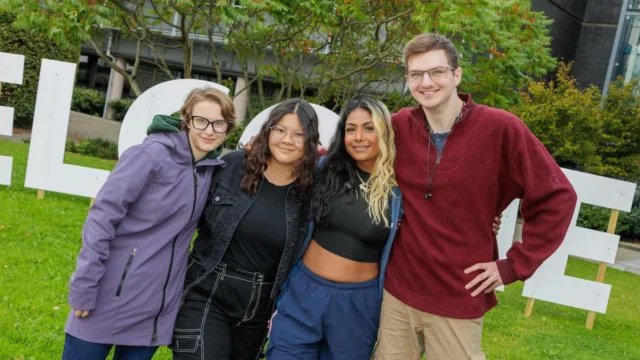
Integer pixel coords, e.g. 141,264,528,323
0,10,79,129
71,88,105,117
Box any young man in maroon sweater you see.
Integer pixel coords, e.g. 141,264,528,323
373,34,578,360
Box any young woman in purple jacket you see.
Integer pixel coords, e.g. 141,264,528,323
62,87,235,360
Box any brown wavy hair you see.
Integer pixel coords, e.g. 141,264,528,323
241,99,320,200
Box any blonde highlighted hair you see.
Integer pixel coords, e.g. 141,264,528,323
311,97,397,228
179,87,236,133
360,98,397,227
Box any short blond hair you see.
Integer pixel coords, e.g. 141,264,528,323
403,33,459,69
179,87,236,133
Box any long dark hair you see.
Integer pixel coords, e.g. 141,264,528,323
311,97,396,226
241,98,320,200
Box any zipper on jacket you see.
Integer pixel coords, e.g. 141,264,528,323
425,121,460,197
152,164,198,343
115,248,137,297
191,166,197,216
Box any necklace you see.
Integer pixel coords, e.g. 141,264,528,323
357,171,369,193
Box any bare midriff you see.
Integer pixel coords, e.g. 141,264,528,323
301,239,379,283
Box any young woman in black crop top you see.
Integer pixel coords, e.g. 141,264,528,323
266,97,400,359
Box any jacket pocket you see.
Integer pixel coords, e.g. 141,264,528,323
205,182,236,231
115,248,137,297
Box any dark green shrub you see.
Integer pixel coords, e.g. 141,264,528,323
109,98,135,122
224,122,245,150
577,204,640,240
577,204,610,232
71,88,105,116
68,138,118,160
0,10,79,128
619,208,640,240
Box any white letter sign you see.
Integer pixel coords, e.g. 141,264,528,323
521,169,636,313
24,59,110,197
0,52,25,185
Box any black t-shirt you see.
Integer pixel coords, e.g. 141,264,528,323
221,177,291,280
313,168,390,263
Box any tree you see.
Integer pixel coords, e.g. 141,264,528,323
5,0,557,114
414,0,557,109
7,0,146,95
261,0,420,111
0,10,79,128
5,0,228,96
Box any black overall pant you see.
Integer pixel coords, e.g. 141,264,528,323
171,255,273,360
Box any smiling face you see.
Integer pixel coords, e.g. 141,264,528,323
406,49,462,112
344,107,380,172
268,113,306,167
187,100,226,160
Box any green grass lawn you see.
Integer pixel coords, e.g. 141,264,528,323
1,139,640,359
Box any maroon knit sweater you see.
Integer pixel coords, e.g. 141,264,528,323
385,94,577,319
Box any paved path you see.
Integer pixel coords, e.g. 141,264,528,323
0,111,121,143
612,242,640,275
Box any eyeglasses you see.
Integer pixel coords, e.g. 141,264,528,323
190,116,230,133
269,124,306,145
406,66,456,83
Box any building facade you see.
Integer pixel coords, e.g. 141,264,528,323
532,0,640,96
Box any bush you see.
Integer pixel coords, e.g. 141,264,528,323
513,62,640,181
512,63,605,174
577,204,610,233
66,138,118,160
71,87,105,116
225,122,245,150
109,98,135,122
0,10,79,128
577,204,640,240
619,208,640,240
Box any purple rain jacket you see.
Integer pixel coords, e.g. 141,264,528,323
65,117,225,346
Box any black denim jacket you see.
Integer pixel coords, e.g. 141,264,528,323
191,150,309,300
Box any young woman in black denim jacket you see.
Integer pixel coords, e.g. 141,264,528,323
171,99,320,360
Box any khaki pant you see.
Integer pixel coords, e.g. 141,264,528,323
373,290,486,360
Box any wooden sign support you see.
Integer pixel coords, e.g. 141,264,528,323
37,189,45,199
585,209,619,330
524,297,535,317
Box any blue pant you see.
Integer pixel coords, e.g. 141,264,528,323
266,262,382,360
62,333,158,360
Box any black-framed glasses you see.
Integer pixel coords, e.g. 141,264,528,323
269,124,306,145
190,115,230,133
406,66,456,83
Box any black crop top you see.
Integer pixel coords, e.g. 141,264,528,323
313,169,390,263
